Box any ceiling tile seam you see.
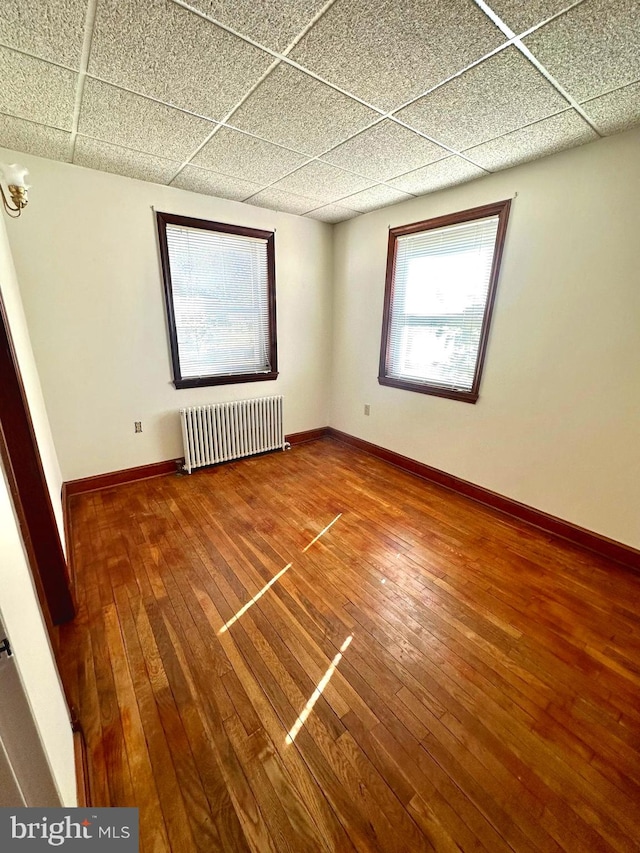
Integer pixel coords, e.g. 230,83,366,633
73,130,184,166
510,0,588,39
384,117,492,173
385,41,514,120
480,0,588,38
239,164,378,206
579,75,640,105
304,203,360,217
512,41,602,136
167,56,288,185
0,40,79,73
168,0,280,61
164,0,393,122
78,70,348,160
236,186,318,214
456,106,587,156
71,119,397,194
304,189,413,216
217,112,498,205
69,0,99,162
0,111,72,137
169,0,341,58
471,0,601,137
268,0,341,55
82,72,226,124
576,76,640,135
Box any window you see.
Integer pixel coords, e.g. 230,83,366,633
156,212,277,389
379,200,510,403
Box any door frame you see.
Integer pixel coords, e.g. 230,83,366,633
0,288,75,629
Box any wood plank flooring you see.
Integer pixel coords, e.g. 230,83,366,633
59,438,640,852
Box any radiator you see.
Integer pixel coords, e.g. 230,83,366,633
180,396,287,474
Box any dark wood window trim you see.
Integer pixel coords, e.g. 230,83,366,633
156,211,278,389
378,199,511,404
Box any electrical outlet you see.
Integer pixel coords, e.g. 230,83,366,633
134,421,142,433
364,404,370,416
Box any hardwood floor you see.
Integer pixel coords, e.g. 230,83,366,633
59,438,640,852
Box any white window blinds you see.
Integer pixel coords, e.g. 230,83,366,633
386,215,500,393
166,223,271,379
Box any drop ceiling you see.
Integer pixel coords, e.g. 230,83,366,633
0,0,638,222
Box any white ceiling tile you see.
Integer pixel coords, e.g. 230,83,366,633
581,81,640,135
192,127,309,184
0,47,77,129
487,0,572,34
74,137,180,183
339,184,413,213
0,114,71,161
79,79,216,161
0,0,87,68
389,157,485,196
289,0,505,111
465,110,597,171
171,165,262,200
524,0,640,101
88,0,273,120
305,203,359,223
321,120,448,182
229,63,379,155
182,0,327,51
245,187,318,215
396,47,568,152
269,160,374,202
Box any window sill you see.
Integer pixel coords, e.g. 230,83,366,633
174,371,279,389
378,375,478,403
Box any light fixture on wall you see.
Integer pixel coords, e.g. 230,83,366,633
0,164,30,218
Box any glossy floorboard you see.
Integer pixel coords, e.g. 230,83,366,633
60,439,640,852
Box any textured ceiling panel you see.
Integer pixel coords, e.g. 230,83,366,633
339,184,414,213
74,137,180,183
0,114,71,161
79,79,216,161
465,110,597,171
269,160,374,202
171,165,262,200
582,81,640,135
487,0,573,34
524,0,640,101
396,47,568,151
183,0,327,51
0,47,77,128
3,0,639,219
245,187,317,215
305,203,359,223
0,0,87,68
229,63,379,155
192,126,308,185
289,0,505,111
88,0,273,120
321,120,448,182
390,156,485,196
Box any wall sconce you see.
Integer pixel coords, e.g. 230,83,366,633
0,164,30,218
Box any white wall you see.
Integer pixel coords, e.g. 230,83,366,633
1,150,334,481
331,127,640,549
0,216,65,541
